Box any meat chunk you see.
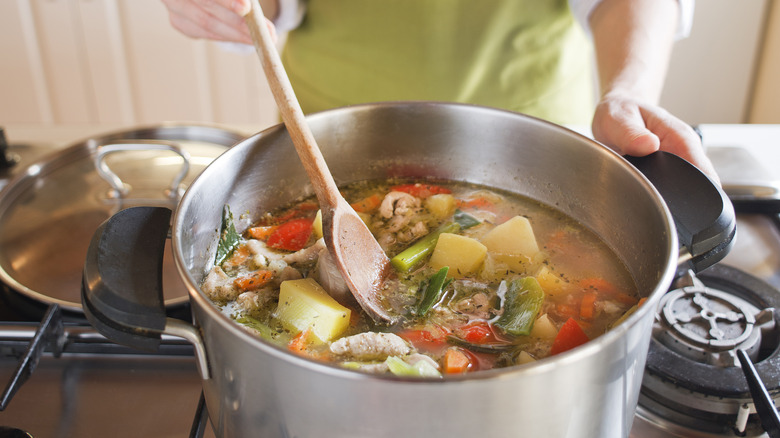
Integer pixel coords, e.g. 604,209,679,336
378,191,421,219
202,266,239,302
282,238,326,265
236,290,274,314
330,332,411,361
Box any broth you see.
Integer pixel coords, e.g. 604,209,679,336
202,180,641,376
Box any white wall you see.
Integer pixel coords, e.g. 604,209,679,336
1,0,778,128
660,0,775,124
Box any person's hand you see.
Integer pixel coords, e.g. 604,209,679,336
592,92,720,184
161,0,269,45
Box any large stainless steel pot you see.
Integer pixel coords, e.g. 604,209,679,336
81,102,735,438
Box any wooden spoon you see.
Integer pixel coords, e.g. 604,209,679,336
243,0,395,323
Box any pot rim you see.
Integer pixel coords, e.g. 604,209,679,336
173,101,679,382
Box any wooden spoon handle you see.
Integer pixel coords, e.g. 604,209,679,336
243,0,340,208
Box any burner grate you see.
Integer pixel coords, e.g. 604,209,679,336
639,264,780,436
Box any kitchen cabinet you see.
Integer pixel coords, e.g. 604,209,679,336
0,0,777,127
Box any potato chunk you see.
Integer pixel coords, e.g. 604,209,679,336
425,194,456,219
429,233,487,278
275,278,351,342
480,216,539,258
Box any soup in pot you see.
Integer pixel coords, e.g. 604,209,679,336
202,180,642,376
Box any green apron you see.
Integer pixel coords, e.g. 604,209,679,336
281,0,594,125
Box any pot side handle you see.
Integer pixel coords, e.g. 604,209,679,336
81,206,210,379
626,152,736,273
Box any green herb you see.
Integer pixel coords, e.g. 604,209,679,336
494,277,545,336
453,210,481,229
385,356,442,378
416,266,452,316
235,315,273,340
215,205,241,265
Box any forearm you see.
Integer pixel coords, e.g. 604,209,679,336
589,0,680,104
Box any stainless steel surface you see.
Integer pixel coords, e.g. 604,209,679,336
158,102,680,438
0,124,244,312
0,120,776,438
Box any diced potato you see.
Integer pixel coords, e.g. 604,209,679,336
536,266,577,297
530,313,558,339
275,278,351,343
480,216,539,258
480,252,533,282
425,194,456,219
313,210,323,239
516,351,537,365
429,233,487,278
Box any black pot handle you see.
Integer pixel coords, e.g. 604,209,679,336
626,152,736,273
81,206,172,351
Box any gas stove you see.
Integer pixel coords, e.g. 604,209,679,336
0,123,778,438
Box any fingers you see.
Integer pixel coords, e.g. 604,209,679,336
162,0,253,44
592,95,720,184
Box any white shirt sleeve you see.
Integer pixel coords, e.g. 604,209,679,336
569,0,695,39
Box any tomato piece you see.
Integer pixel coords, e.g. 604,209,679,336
391,183,451,198
266,218,313,251
550,318,590,355
397,326,449,352
460,323,494,343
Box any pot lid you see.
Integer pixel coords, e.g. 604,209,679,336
0,124,245,314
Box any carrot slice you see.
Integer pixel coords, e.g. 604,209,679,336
233,270,274,291
247,225,277,240
443,348,472,374
350,193,382,213
580,292,598,320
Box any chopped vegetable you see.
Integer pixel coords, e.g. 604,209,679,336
429,233,488,278
529,313,558,339
267,218,314,252
481,215,540,258
390,222,460,272
233,270,274,292
312,210,323,239
494,277,545,336
446,333,514,353
443,348,472,374
516,351,537,364
288,329,315,356
390,183,451,198
215,205,241,265
385,356,442,378
235,315,275,341
425,194,457,219
416,267,452,316
453,210,481,229
397,326,449,352
275,278,351,342
351,193,382,213
247,225,276,240
458,322,495,344
580,291,598,320
550,317,589,355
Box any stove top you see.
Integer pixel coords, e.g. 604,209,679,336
0,124,779,438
